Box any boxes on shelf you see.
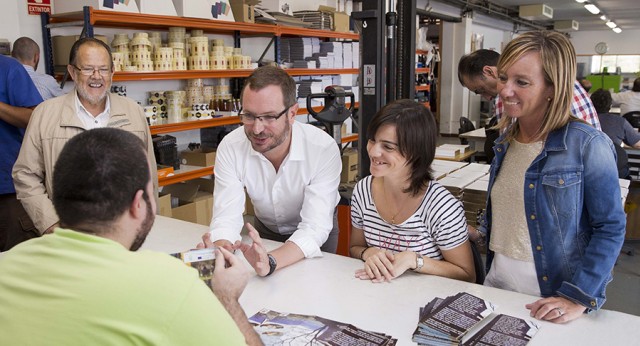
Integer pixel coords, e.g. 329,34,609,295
158,192,172,217
136,0,177,16
181,148,217,167
229,0,257,23
172,0,235,21
53,0,139,14
318,5,350,33
163,178,215,225
341,148,358,183
52,35,108,68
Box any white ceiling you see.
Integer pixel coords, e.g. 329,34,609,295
489,0,640,32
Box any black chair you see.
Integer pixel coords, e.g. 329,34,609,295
483,117,500,164
623,111,640,129
614,144,631,180
458,117,475,145
470,241,486,285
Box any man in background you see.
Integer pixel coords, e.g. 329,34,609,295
457,49,601,130
0,54,42,251
200,65,341,277
0,128,261,345
12,36,65,100
13,37,157,236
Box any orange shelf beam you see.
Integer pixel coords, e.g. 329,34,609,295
158,166,213,186
342,134,359,143
416,85,430,91
151,116,241,135
415,67,430,74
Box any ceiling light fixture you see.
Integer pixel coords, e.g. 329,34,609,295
606,21,617,28
613,27,622,33
600,15,607,21
575,0,587,3
584,4,600,14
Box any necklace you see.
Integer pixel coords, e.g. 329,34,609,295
381,178,409,225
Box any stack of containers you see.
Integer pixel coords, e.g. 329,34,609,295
186,78,205,109
148,91,168,122
188,36,209,70
166,90,186,123
210,39,227,70
154,47,174,71
168,27,187,71
130,32,153,72
111,34,130,71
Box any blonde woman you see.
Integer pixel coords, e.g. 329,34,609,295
472,31,625,323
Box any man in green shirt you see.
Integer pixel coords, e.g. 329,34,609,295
0,128,261,345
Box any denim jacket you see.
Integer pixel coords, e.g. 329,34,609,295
479,121,626,311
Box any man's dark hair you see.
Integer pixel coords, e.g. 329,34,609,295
53,128,149,232
590,88,612,114
11,37,39,63
69,37,113,68
633,78,640,92
457,49,500,85
367,99,436,196
241,65,297,108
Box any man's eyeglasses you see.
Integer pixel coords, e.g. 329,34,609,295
239,106,291,125
72,65,112,77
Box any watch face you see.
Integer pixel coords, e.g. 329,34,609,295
595,42,608,54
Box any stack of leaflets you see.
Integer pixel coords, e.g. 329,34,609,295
249,309,397,345
413,292,539,345
170,248,215,288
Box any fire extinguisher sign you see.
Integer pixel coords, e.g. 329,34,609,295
27,0,52,15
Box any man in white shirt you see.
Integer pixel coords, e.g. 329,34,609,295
11,37,65,101
201,65,341,277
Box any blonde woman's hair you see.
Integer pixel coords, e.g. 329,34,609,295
496,31,577,142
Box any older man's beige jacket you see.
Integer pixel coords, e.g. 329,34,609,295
12,91,158,233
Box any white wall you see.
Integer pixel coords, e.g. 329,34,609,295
3,1,47,71
570,30,640,55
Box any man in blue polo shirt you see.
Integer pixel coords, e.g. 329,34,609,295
0,54,43,251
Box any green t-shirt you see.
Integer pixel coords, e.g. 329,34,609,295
0,228,245,345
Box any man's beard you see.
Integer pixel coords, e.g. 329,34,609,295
77,80,108,106
130,193,155,251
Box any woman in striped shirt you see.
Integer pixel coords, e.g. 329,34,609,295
349,99,475,283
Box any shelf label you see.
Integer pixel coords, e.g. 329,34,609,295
27,0,51,15
363,64,376,87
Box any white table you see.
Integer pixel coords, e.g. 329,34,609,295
459,127,487,152
144,216,640,346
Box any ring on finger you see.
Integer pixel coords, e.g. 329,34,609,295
554,307,564,317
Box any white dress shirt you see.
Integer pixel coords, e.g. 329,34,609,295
611,90,640,116
209,121,341,258
75,91,111,129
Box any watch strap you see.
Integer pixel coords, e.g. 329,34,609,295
266,254,277,276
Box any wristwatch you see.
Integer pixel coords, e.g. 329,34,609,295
414,253,424,271
266,254,277,276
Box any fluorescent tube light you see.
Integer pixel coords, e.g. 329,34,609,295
600,15,607,21
613,27,622,33
575,0,587,3
584,4,600,14
606,21,617,28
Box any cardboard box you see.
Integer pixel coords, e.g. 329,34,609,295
135,0,177,16
341,148,358,183
318,5,350,33
158,193,172,217
181,148,216,167
52,35,108,67
229,0,257,23
172,0,234,21
53,0,139,14
163,178,215,226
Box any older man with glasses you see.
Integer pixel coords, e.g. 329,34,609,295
198,65,342,277
12,37,156,237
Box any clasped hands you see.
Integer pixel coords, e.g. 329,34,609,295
198,223,272,277
355,248,416,283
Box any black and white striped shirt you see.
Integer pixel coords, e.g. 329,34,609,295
350,176,468,260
